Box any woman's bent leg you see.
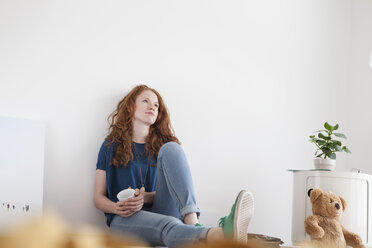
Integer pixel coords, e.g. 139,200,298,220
152,142,200,220
110,211,210,248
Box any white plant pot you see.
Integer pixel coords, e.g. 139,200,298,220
314,158,336,171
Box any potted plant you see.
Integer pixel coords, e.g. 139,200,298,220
309,122,351,171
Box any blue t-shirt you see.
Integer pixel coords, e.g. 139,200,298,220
96,140,157,226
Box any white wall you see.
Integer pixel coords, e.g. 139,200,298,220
0,0,353,244
348,0,372,174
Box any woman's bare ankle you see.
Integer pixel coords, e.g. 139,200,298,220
184,213,198,225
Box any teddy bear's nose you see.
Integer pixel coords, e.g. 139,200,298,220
335,203,340,210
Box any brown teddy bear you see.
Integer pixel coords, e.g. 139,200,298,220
304,188,365,248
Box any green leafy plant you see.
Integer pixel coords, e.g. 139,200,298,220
309,122,351,159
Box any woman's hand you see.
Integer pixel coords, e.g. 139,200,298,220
114,189,144,218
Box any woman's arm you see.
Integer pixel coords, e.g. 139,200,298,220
143,192,156,204
93,169,145,217
93,169,116,214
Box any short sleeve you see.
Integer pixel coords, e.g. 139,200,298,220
96,141,108,171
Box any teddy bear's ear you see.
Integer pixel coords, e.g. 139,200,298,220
340,196,347,211
309,188,323,203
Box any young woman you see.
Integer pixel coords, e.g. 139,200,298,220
93,85,254,247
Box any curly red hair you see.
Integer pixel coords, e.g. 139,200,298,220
106,85,180,167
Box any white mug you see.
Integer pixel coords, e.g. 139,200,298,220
117,188,135,201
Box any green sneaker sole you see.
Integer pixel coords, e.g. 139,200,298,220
233,190,254,243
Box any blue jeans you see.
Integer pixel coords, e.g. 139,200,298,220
110,142,211,247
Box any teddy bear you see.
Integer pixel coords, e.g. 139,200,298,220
304,188,365,248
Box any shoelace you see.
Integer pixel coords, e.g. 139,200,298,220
218,216,227,227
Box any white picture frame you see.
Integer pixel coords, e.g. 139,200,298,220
0,117,45,230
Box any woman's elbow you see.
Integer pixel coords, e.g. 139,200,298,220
93,194,100,209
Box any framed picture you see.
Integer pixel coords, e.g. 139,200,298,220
0,117,45,230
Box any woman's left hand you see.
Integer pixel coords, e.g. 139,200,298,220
123,188,144,214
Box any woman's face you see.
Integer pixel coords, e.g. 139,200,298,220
133,90,159,126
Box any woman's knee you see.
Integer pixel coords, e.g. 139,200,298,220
158,142,182,159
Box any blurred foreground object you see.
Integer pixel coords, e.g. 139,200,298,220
182,239,274,248
247,234,283,247
0,213,148,248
